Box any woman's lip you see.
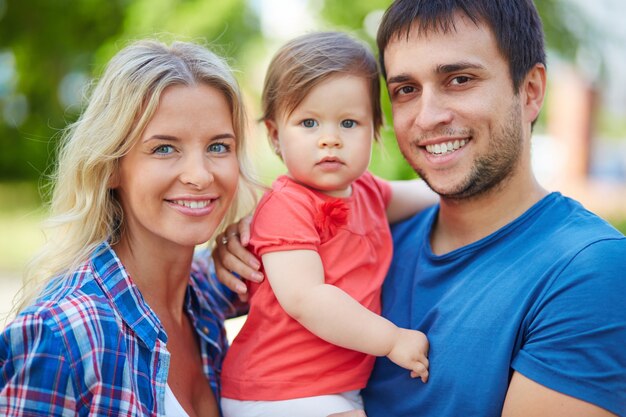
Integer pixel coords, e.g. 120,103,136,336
165,198,218,217
165,194,218,201
166,198,214,209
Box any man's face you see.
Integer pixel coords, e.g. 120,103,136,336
383,13,525,201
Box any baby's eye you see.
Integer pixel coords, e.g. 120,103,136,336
153,144,174,155
208,142,231,154
301,119,318,128
341,120,356,128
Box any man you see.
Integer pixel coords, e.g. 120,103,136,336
215,1,626,415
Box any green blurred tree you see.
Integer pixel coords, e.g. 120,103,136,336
0,0,260,181
0,0,127,179
0,0,584,182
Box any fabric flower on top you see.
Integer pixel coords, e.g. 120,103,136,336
314,199,349,241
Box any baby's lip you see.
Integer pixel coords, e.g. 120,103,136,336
318,156,343,164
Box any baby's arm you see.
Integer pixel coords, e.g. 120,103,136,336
263,249,429,382
386,179,438,223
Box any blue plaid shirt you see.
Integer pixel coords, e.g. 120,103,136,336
0,241,238,416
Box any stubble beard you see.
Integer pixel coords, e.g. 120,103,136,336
407,101,524,203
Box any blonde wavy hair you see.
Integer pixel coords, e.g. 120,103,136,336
16,39,256,312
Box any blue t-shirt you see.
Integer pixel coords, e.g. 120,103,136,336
362,192,626,416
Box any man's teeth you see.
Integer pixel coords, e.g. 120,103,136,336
425,139,467,155
173,200,210,209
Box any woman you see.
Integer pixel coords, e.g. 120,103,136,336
0,39,254,416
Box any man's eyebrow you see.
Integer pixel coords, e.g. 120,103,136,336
386,74,412,85
436,62,485,74
387,62,485,84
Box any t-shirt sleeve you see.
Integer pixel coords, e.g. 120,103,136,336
512,238,626,416
250,188,320,256
367,172,393,208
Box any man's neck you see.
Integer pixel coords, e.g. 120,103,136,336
430,173,548,255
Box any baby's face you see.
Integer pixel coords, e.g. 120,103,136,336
268,74,375,198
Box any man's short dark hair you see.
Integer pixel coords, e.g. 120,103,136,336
377,0,546,91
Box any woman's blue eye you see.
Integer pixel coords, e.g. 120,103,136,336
153,144,174,154
341,120,356,128
301,119,318,128
208,142,231,153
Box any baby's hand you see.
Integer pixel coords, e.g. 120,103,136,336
387,328,429,382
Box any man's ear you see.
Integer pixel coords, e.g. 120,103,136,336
521,63,547,124
264,119,281,156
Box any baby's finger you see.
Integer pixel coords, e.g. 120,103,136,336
236,215,253,246
409,370,429,383
409,363,429,383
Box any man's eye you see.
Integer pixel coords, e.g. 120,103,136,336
301,119,318,128
399,86,415,95
341,120,356,128
451,76,471,85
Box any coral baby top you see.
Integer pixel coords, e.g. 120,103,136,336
221,172,393,400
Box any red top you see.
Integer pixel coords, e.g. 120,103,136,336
221,172,393,400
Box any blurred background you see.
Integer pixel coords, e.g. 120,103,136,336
1,0,626,324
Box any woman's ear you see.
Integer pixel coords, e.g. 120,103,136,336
108,164,120,189
522,63,547,124
264,119,281,156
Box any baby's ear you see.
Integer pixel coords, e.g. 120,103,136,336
264,119,281,155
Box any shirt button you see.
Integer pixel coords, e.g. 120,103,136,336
202,326,210,335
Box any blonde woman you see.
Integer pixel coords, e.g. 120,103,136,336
0,40,254,417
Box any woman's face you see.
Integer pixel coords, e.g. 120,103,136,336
113,83,239,251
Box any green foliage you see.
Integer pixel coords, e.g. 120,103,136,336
0,0,260,181
597,108,626,140
0,0,586,182
609,217,626,235
535,1,584,61
0,0,128,179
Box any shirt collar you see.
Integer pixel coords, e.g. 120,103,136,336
90,241,165,349
185,267,226,354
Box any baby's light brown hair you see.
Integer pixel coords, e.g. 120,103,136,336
261,31,383,139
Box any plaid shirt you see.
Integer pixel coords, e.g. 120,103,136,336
0,241,237,416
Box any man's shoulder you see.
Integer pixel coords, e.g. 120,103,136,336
543,193,625,245
390,206,436,241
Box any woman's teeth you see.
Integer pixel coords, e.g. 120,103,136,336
172,200,210,209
